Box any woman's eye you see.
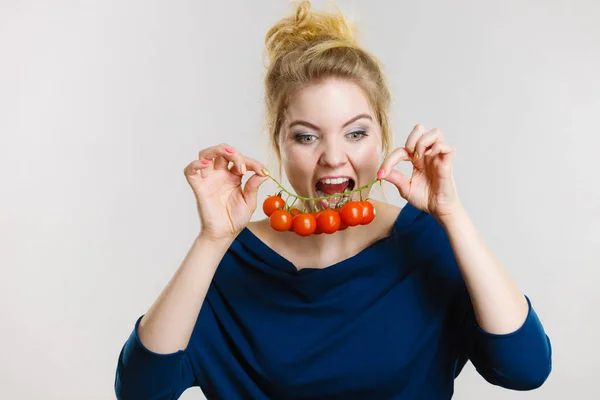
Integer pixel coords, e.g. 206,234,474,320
295,134,317,144
347,130,368,140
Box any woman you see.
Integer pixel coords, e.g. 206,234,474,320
115,1,552,399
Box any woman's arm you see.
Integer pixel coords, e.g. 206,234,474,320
437,206,529,335
115,234,234,400
429,206,551,390
138,233,234,353
379,124,551,388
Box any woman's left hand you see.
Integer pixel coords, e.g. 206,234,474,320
377,124,462,220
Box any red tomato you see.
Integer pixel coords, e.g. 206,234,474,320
289,208,301,231
335,208,348,231
263,196,285,217
360,201,376,225
269,210,292,231
336,207,348,231
292,213,317,236
317,209,341,234
311,211,323,234
340,201,363,226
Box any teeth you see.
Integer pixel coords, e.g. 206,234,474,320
320,177,349,185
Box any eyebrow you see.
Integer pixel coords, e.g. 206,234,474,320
288,113,373,131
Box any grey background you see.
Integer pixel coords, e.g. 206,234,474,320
1,0,598,399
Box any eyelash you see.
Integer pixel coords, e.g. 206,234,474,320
294,130,368,144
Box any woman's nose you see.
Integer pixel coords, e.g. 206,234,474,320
318,144,347,168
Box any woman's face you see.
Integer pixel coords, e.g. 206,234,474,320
279,78,383,210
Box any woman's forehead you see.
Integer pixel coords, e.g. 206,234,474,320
283,80,374,127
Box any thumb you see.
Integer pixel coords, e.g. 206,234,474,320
243,173,269,211
383,169,411,199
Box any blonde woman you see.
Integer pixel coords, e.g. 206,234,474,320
115,2,551,398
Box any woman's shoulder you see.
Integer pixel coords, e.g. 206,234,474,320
246,217,274,241
372,200,403,221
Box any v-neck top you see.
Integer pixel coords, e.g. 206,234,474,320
115,203,552,399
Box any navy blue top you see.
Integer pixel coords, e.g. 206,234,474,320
115,203,552,399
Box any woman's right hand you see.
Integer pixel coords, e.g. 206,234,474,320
183,143,270,241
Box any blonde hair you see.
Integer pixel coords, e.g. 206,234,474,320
263,0,392,178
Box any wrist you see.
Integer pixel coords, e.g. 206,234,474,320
196,232,236,247
435,203,468,229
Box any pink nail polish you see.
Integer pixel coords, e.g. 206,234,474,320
201,159,211,165
377,168,385,179
224,147,235,154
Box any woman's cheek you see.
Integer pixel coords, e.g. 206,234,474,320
354,146,381,169
282,148,315,195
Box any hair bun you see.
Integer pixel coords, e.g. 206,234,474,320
264,0,357,65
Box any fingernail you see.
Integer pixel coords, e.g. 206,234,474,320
224,147,235,154
424,149,433,156
201,159,211,165
377,168,385,179
241,163,247,174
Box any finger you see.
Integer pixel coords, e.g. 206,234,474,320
217,145,245,174
198,144,245,175
242,156,269,177
199,144,269,177
214,156,229,170
242,173,270,211
426,140,454,158
426,142,456,173
226,154,269,177
382,169,411,199
413,128,443,169
184,159,212,178
378,146,411,179
405,124,428,156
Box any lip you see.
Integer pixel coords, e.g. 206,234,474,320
314,175,356,192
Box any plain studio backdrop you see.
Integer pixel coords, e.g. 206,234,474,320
1,0,598,399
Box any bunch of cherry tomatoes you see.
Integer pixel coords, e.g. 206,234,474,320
263,194,376,236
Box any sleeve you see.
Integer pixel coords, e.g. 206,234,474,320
458,292,553,390
114,315,196,400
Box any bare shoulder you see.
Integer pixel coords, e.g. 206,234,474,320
246,217,279,244
371,199,403,222
247,218,270,235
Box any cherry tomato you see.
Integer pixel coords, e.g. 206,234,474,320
317,209,341,234
292,213,316,236
288,208,301,231
340,201,363,226
263,196,285,217
311,211,323,234
270,210,292,231
360,201,376,225
334,208,348,230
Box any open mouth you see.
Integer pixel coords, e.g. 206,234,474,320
314,177,355,208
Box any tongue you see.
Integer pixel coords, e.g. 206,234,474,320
317,181,350,195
